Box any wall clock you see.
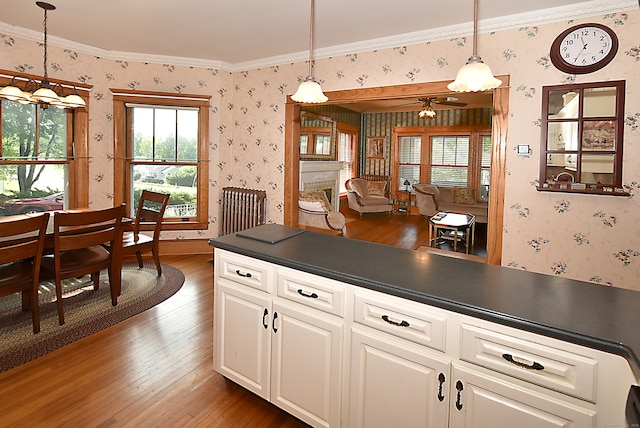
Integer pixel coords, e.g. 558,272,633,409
550,23,618,74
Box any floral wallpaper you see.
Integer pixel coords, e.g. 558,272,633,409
1,8,639,291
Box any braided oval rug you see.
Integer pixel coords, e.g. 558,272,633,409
0,262,184,373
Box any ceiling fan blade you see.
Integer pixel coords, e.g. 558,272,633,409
433,97,467,107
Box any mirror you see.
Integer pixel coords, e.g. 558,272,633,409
300,111,337,160
538,80,627,195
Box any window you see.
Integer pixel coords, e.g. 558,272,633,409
430,135,469,186
1,72,89,215
112,90,210,229
393,126,491,199
538,80,626,195
337,124,358,195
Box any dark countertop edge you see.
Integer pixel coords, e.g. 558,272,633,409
209,236,640,379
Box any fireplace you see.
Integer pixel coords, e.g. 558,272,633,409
299,161,342,211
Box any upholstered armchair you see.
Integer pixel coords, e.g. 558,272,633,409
298,190,346,234
414,183,440,218
345,178,392,217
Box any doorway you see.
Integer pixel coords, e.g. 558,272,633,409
284,78,509,265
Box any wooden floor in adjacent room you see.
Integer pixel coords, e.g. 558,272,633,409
0,206,486,426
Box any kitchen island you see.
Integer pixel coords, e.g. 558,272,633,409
210,224,640,427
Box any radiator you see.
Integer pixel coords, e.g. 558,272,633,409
220,187,267,235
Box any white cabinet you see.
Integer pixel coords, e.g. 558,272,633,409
449,364,595,428
214,248,637,427
214,249,344,428
349,327,451,428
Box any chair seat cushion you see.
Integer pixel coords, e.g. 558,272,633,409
359,195,390,205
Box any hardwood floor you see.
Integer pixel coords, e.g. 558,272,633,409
0,209,485,426
339,199,488,258
0,254,307,427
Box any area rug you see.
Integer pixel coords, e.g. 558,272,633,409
0,262,185,373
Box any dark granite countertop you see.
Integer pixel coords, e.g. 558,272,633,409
210,224,640,379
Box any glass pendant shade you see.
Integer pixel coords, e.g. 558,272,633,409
32,85,60,104
447,55,502,92
419,106,436,118
0,84,28,102
61,93,86,108
292,76,328,104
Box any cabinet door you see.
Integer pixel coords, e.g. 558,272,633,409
270,300,344,428
349,327,451,428
449,365,595,428
214,282,272,399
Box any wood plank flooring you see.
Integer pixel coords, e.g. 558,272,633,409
0,208,485,426
0,254,307,427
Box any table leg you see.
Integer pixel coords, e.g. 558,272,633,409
453,227,457,252
465,228,470,254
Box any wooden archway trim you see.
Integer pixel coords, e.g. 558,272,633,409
284,76,510,265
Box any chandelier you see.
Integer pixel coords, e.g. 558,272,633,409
418,99,436,118
0,2,86,109
291,0,328,104
447,0,501,92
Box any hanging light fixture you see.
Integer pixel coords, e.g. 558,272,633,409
0,2,86,109
291,0,328,104
418,98,436,118
447,0,501,92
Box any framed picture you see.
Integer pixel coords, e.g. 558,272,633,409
367,136,386,159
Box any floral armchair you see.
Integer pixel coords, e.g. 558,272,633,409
298,190,346,234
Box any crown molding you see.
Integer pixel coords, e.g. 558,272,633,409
0,0,636,73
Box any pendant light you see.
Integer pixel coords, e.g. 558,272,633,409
447,0,501,92
291,0,328,103
0,2,86,109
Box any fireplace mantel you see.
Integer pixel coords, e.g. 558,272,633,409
299,161,343,211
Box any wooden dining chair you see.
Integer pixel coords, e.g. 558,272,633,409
122,190,170,276
40,205,125,325
0,213,50,333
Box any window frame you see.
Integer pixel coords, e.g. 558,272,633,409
392,125,491,200
0,69,90,210
111,89,210,230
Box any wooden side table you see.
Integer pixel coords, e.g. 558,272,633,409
395,190,412,214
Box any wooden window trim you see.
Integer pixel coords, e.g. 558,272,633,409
111,89,211,230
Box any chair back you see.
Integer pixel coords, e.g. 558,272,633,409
414,183,440,217
134,190,170,238
53,205,125,253
0,213,49,266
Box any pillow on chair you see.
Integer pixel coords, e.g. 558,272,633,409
299,190,332,212
367,181,386,197
452,187,477,205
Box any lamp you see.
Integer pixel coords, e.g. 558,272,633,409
291,0,328,104
447,0,501,92
418,98,436,118
0,2,85,109
403,179,411,192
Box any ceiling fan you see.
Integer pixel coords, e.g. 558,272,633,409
417,97,467,118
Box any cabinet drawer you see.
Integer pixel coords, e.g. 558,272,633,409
277,268,345,317
353,290,447,352
216,250,273,293
460,323,598,402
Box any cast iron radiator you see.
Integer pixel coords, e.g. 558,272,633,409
220,187,267,235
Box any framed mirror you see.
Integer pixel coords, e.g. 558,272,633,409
300,111,337,160
538,80,627,195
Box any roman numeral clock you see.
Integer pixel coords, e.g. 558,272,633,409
550,23,618,74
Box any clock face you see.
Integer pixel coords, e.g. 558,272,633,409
550,23,618,74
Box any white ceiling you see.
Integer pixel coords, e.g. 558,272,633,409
1,0,636,70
